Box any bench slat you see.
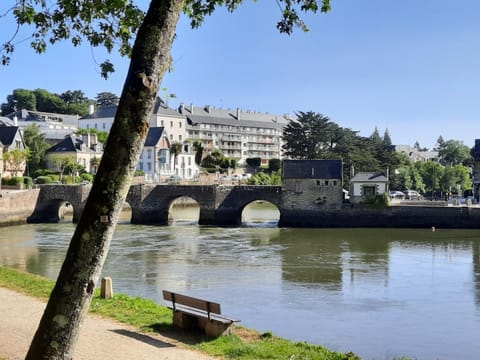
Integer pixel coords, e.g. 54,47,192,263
163,290,221,314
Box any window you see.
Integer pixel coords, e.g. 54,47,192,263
179,122,182,128
147,162,152,171
94,123,98,129
333,181,337,186
102,123,106,129
170,134,173,140
170,121,173,128
147,149,152,159
325,181,329,186
295,181,303,193
161,120,164,126
139,162,144,170
179,135,182,141
316,180,320,186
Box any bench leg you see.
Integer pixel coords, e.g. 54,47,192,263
204,320,233,337
173,311,196,330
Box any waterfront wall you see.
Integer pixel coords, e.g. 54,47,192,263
279,205,480,229
0,189,40,226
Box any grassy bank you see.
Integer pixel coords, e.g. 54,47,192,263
0,266,362,360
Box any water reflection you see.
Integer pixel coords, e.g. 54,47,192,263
1,222,480,358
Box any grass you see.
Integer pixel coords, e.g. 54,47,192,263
0,266,365,359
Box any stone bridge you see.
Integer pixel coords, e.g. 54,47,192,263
28,184,283,226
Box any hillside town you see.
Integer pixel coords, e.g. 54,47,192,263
0,91,479,205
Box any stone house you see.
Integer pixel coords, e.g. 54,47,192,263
282,159,344,210
45,133,103,174
0,125,27,178
349,172,389,204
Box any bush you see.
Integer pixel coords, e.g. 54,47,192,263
35,176,52,184
23,177,33,188
81,173,94,182
134,170,145,177
2,177,24,186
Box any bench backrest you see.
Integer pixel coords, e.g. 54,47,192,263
162,290,221,315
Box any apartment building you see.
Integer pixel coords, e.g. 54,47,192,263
179,104,290,165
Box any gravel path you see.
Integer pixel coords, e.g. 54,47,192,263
0,287,214,360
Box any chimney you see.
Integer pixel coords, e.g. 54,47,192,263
89,104,95,115
190,103,193,114
179,103,184,114
205,105,211,113
13,115,18,126
236,108,240,120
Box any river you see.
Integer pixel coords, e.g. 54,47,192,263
1,203,480,359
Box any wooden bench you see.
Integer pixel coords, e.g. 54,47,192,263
162,290,239,337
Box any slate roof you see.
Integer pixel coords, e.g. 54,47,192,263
350,172,388,183
81,98,183,120
0,117,14,127
0,127,21,147
144,127,165,146
179,104,291,129
282,160,343,179
47,135,102,153
6,109,79,126
80,105,117,119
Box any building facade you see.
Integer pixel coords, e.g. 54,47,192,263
179,104,290,165
282,159,344,210
349,172,389,204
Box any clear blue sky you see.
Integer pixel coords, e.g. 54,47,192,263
1,0,479,149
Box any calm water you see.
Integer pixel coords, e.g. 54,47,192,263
1,205,480,359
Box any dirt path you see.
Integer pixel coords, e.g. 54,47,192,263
0,287,215,360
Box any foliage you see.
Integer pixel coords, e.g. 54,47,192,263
248,171,281,185
23,176,33,187
435,138,473,166
0,266,359,360
80,173,94,182
76,128,109,144
95,92,120,107
201,149,232,173
134,170,145,177
3,148,29,176
23,124,50,173
268,158,281,172
170,142,183,170
1,176,24,186
34,176,52,184
246,157,261,170
1,88,92,115
192,140,204,165
363,194,390,209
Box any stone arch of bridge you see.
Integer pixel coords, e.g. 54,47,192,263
167,196,200,224
241,200,281,226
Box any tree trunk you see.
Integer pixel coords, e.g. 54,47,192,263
26,0,184,358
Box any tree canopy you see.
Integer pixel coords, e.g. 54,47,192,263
1,88,92,115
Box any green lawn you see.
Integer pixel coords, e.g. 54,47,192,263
0,266,365,360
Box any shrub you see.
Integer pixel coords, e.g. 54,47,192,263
35,176,52,184
23,177,33,188
81,173,94,182
134,170,145,177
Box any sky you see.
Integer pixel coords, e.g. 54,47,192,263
1,0,480,149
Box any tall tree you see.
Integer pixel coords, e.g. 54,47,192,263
23,124,50,174
95,92,120,107
1,88,37,114
2,0,333,358
282,111,336,159
170,141,183,173
192,140,204,165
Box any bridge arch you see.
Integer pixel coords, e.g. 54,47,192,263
168,196,200,225
215,186,282,226
241,200,280,226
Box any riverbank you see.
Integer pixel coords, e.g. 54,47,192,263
0,266,361,360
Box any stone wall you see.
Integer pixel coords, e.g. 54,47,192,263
282,178,343,211
0,189,40,226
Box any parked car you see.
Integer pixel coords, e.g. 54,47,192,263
405,190,422,200
390,191,405,200
167,175,182,184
